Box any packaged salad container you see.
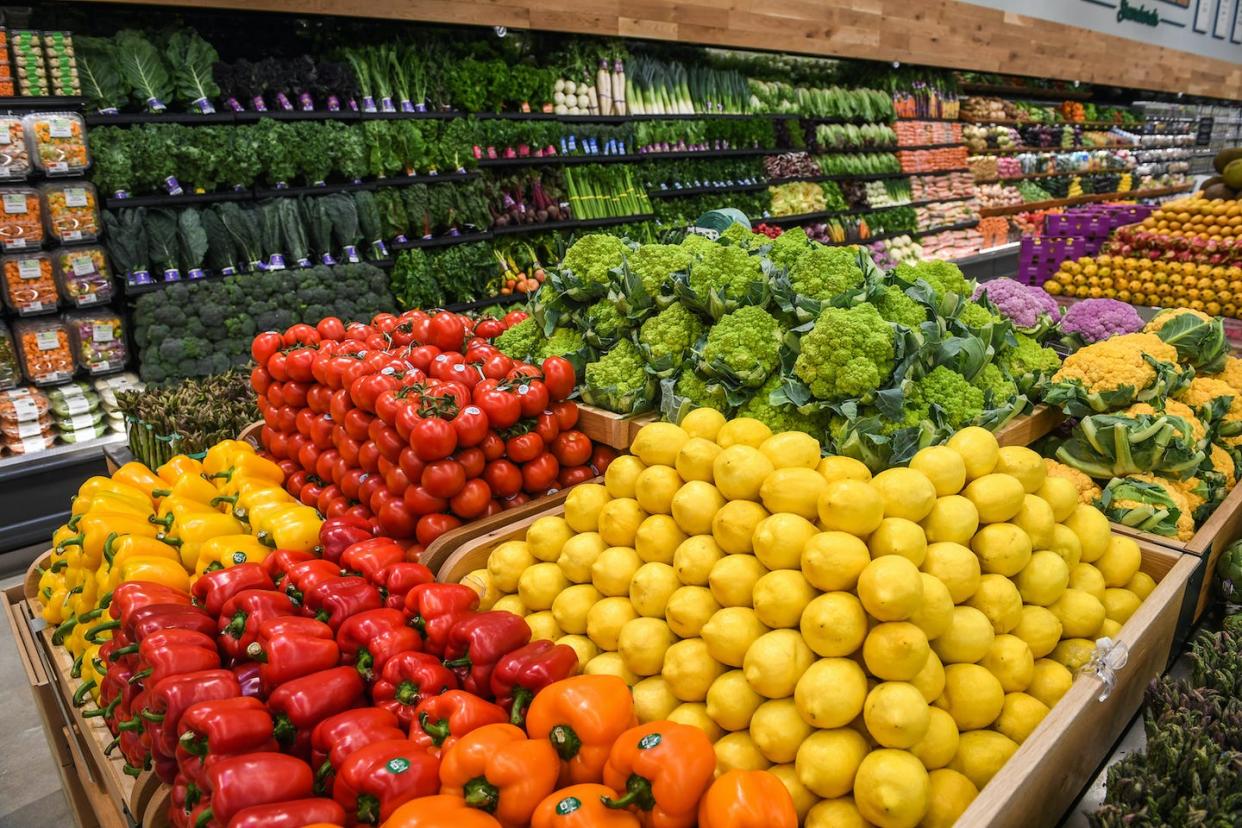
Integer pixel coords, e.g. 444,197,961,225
2,252,58,315
0,30,15,98
0,321,18,390
0,186,43,250
47,381,98,418
67,310,126,374
43,181,99,243
14,316,74,385
11,31,48,98
54,246,111,307
0,117,31,180
0,387,48,421
43,32,80,97
2,411,52,440
24,112,89,176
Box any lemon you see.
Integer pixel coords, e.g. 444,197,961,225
858,555,924,621
1050,638,1096,671
1097,535,1142,587
753,570,818,629
634,465,683,515
996,692,1049,744
671,481,726,535
1064,504,1110,563
1103,588,1141,624
864,682,931,749
937,663,1004,730
801,591,868,657
675,437,721,483
584,652,638,685
760,467,828,520
717,417,773,449
618,617,676,677
712,500,770,554
662,638,725,702
585,596,636,650
795,657,868,729
864,622,931,682
631,422,689,466
714,732,771,773
967,574,1023,634
673,535,724,585
591,546,641,597
702,607,770,667
706,669,765,731
1028,658,1074,708
910,445,967,497
1050,589,1106,638
1126,571,1157,600
949,730,1018,789
963,473,1026,524
751,698,815,763
1099,618,1122,638
911,649,946,703
1037,475,1080,523
488,540,535,593
818,479,886,536
630,562,679,618
921,496,979,545
565,483,612,532
796,728,870,798
854,749,930,828
911,707,960,770
1017,550,1070,607
714,445,775,502
492,594,527,616
557,532,606,583
631,676,680,723
1068,563,1107,600
525,611,562,641
668,702,723,742
518,562,570,611
761,431,822,469
818,455,873,483
769,764,817,822
743,629,814,698
461,569,500,610
598,498,647,548
1048,524,1084,569
869,518,929,566
921,769,978,828
921,542,981,603
971,523,1033,577
871,468,938,522
980,634,1034,692
664,586,719,638
709,554,768,608
752,513,818,570
995,446,1045,493
909,574,954,641
604,456,646,499
1012,605,1063,659
681,407,726,441
947,426,999,480
1013,494,1055,550
802,531,872,592
634,514,687,565
526,516,575,562
931,607,995,664
805,797,869,828
556,634,599,667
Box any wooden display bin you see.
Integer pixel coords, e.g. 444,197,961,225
575,404,658,450
995,404,1064,447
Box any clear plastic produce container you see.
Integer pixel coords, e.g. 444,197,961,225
0,322,19,390
0,186,43,250
24,112,89,176
4,431,55,455
47,382,99,418
66,310,126,375
1,411,52,439
43,181,100,243
14,316,74,385
54,246,111,307
0,387,49,421
2,251,58,315
0,117,32,180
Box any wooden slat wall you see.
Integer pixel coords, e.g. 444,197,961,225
80,0,1242,99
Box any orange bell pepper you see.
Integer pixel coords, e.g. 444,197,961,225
601,722,716,828
531,784,641,828
697,770,798,828
380,795,501,828
112,462,168,500
439,723,560,828
156,454,204,485
525,675,637,785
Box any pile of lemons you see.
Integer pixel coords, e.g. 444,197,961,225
464,413,1153,828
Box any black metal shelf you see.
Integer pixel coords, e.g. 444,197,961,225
492,213,653,235
390,231,494,251
104,172,477,210
648,181,769,198
0,96,86,110
477,148,777,167
105,190,252,209
765,196,975,226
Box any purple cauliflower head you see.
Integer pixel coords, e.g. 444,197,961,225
973,278,1062,331
1059,298,1144,344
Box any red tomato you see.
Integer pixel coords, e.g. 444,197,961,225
507,364,541,380
344,322,373,341
479,433,505,461
516,380,550,418
372,313,399,334
416,513,462,547
343,409,374,442
427,312,466,353
276,406,297,435
263,428,287,460
398,448,426,483
504,492,531,509
317,317,346,341
377,500,418,539
306,385,334,415
267,382,285,408
309,415,335,449
251,332,283,365
506,432,544,464
357,441,381,474
330,391,352,425
533,411,561,445
282,381,310,409
502,311,528,327
283,323,321,347
285,348,317,383
475,387,521,429
372,423,406,463
430,380,471,412
422,459,466,498
559,465,596,488
450,479,491,519
250,365,272,396
407,312,431,344
403,485,448,516
522,453,560,493
384,465,411,496
474,319,505,340
552,430,592,467
483,500,504,518
591,445,619,474
394,405,423,442
334,430,361,467
542,357,576,402
410,418,458,462
339,468,367,501
455,447,485,480
276,459,299,479
375,388,409,425
451,405,490,447
350,372,397,414
299,479,324,507
287,470,309,498
407,345,441,373
324,497,351,519
446,361,482,389
359,474,387,509
266,351,289,382
481,353,513,379
297,442,321,474
483,459,522,498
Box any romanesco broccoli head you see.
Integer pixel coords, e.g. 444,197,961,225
737,373,826,435
895,259,971,301
972,363,1019,406
626,243,692,297
768,227,812,272
674,369,730,413
639,303,704,364
494,317,544,360
795,304,895,401
584,340,650,411
536,327,586,361
958,300,1002,329
789,245,865,301
688,244,764,302
560,233,627,289
679,233,716,256
702,306,783,388
720,222,761,249
584,299,628,343
872,285,926,328
1000,333,1061,380
912,365,984,428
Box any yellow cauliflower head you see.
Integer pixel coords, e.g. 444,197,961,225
1205,355,1242,395
1051,333,1179,395
1125,399,1206,443
1043,458,1102,504
1210,443,1237,491
1126,473,1196,540
1176,377,1242,424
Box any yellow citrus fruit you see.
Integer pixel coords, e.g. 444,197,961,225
709,554,768,608
526,516,575,562
936,663,1004,730
525,611,562,642
629,562,680,618
801,591,868,657
634,514,687,565
752,512,818,571
590,546,642,597
662,638,725,702
1064,504,1110,563
702,606,770,667
664,586,719,638
751,698,816,763
949,730,1018,789
1028,658,1074,707
518,562,571,611
911,706,960,771
980,634,1035,693
868,518,928,566
1096,535,1142,587
995,691,1050,744
818,479,886,536
760,431,821,469
864,622,931,682
618,617,676,676
584,652,638,686
461,569,499,611
760,467,828,520
488,540,534,593
804,797,869,828
557,634,599,668
706,670,764,731
871,467,938,522
585,596,637,650
768,764,817,822
1126,571,1157,600
713,444,775,502
671,481,726,535
802,531,872,592
604,456,646,499
716,417,772,449
1016,550,1070,607
668,702,722,742
1103,588,1141,624
908,573,954,641
921,495,979,545
920,769,978,828
492,594,526,616
817,455,872,483
795,657,868,729
864,681,931,748
631,422,689,466
971,523,1033,577
675,437,721,483
796,729,869,799
911,650,946,703
743,629,814,698
565,483,612,532
1012,605,1063,659
932,607,995,664
1068,563,1107,600
963,473,1026,523
1050,638,1097,671
1050,588,1106,638
853,749,930,828
1048,523,1084,569
598,498,647,548
672,535,724,586
753,569,819,629
634,465,683,515
947,426,1000,480
967,574,1024,634
857,555,924,621
631,676,680,723
995,446,1046,493
909,445,967,496
714,732,771,774
921,542,981,603
1013,494,1056,550
1037,475,1080,523
681,406,726,441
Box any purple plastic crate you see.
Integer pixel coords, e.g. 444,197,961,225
1045,213,1111,238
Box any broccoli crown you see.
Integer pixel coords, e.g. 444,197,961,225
626,243,692,297
789,245,864,301
973,362,1019,405
737,373,824,435
494,317,544,359
702,305,783,387
675,368,730,413
536,327,586,361
639,303,704,363
958,300,1002,329
1001,333,1062,378
795,304,895,401
561,233,627,288
688,244,763,301
585,339,647,395
584,299,629,342
768,227,812,272
872,285,926,328
896,259,970,301
912,365,984,428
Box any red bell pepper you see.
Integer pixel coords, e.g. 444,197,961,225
376,562,434,610
341,537,406,581
335,608,408,659
409,690,508,756
304,576,383,630
231,662,262,698
282,559,341,604
108,627,216,664
442,612,532,698
261,549,316,588
144,669,242,761
320,514,376,564
88,602,214,646
177,697,277,783
404,583,479,656
490,641,580,727
224,798,347,828
217,590,295,661
192,752,314,828
191,564,275,617
248,632,342,695
268,666,365,756
310,707,406,794
106,580,191,619
255,614,334,642
117,725,151,777
91,661,137,726
332,739,441,825
372,651,458,729
131,643,222,689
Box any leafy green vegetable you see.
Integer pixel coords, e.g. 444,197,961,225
115,30,172,112
76,36,127,113
164,29,221,113
146,208,181,277
177,208,209,274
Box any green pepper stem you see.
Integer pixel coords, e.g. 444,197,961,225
443,656,471,669
602,774,656,812
210,495,237,507
420,712,450,747
151,489,172,499
245,642,267,662
70,651,85,679
509,687,534,728
122,763,144,778
354,794,381,825
103,737,119,754
72,679,96,707
222,611,248,641
50,559,69,572
355,648,374,681
179,731,207,759
548,724,582,761
109,643,138,660
148,514,173,530
463,777,500,813
193,807,214,828
117,717,143,733
314,759,334,796
84,619,120,644
128,667,152,684
273,714,296,749
52,616,78,645
140,709,164,723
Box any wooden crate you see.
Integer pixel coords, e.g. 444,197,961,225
437,505,569,584
575,404,657,450
995,404,1064,448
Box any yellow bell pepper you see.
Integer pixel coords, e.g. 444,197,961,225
257,506,322,553
109,556,191,595
156,455,205,486
207,454,284,488
112,462,170,500
202,440,255,479
246,500,305,536
37,566,63,605
41,583,70,624
76,476,151,504
104,535,181,570
193,535,272,578
151,471,219,505
72,487,153,518
72,644,104,708
150,495,218,532
167,512,246,571
218,482,295,521
57,513,161,571
52,523,79,549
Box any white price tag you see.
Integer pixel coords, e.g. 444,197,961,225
71,255,96,277
11,397,37,419
3,388,33,400
0,127,12,145
63,395,89,415
48,161,68,174
66,412,95,430
3,193,27,213
17,258,40,279
48,119,72,138
19,434,47,452
34,329,59,350
15,419,42,438
92,324,114,344
62,230,82,241
63,188,87,208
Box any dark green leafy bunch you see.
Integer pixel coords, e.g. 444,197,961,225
115,368,258,465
